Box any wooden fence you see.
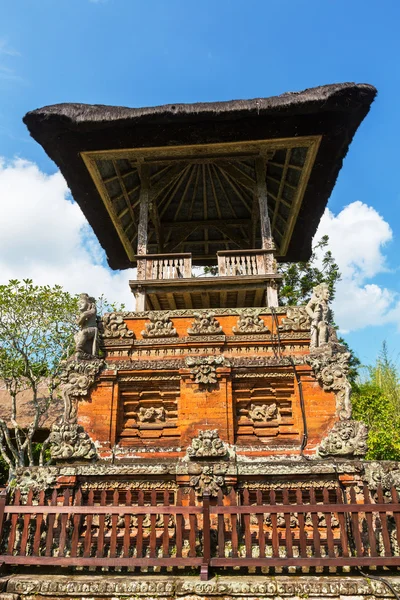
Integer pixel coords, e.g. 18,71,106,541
0,485,399,580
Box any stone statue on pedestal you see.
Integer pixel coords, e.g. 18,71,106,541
306,283,337,349
74,293,98,359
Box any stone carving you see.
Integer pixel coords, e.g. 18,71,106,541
49,359,104,461
248,403,278,421
124,306,288,319
187,429,228,459
101,313,134,339
141,313,177,338
279,305,310,331
185,355,229,385
189,463,227,497
306,344,352,419
317,420,368,458
363,461,400,491
138,406,166,423
74,293,99,359
14,466,57,495
233,309,269,334
306,283,338,349
188,311,223,335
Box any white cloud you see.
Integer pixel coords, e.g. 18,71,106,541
0,158,135,308
314,201,397,332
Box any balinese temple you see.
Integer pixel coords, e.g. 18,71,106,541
1,82,400,600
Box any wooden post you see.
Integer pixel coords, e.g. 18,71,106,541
266,280,279,307
0,489,7,542
255,157,272,248
200,492,210,580
137,164,150,278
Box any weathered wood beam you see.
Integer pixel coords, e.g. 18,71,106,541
150,163,187,201
212,223,248,248
163,219,250,229
137,164,150,280
219,162,256,193
255,157,272,248
149,198,164,253
164,223,200,253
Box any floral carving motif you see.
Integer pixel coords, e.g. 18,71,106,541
187,429,228,459
141,313,177,338
49,421,97,461
306,344,352,419
185,355,229,386
188,311,223,335
363,461,400,491
317,420,368,458
14,466,57,495
278,306,310,332
100,313,134,339
138,406,166,423
248,403,278,421
189,464,227,497
233,309,269,334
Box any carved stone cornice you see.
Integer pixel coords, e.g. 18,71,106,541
317,420,368,458
233,309,269,334
141,313,177,338
100,313,134,340
134,335,226,345
188,312,223,335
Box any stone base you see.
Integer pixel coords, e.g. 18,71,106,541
5,574,400,600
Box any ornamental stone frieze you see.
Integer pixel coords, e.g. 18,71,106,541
100,313,134,339
317,420,368,458
306,343,352,420
188,311,223,335
233,308,269,334
141,313,177,338
185,355,230,386
187,429,228,459
278,306,310,332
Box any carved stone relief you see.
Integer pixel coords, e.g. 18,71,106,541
141,313,177,338
278,306,310,332
317,420,368,458
233,309,269,334
305,283,338,349
137,406,166,423
188,463,228,497
185,355,230,386
248,403,278,422
188,312,223,335
187,429,228,459
74,293,99,359
100,313,134,339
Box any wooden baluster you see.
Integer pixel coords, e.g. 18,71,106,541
200,493,211,581
217,489,225,558
391,486,400,553
229,488,238,559
282,489,293,559
136,490,144,564
309,487,321,558
97,490,107,558
176,488,183,558
245,255,251,275
189,488,196,559
71,488,82,558
163,490,170,558
270,489,279,559
363,485,378,557
45,489,58,557
251,255,257,275
296,489,307,559
149,490,157,559
184,256,191,278
377,484,392,556
322,488,335,558
243,489,252,558
58,488,71,557
218,254,226,276
123,490,132,558
19,489,33,556
256,490,265,559
7,488,20,555
83,489,94,558
335,486,349,557
33,490,45,556
349,487,364,556
145,258,152,280
110,490,119,558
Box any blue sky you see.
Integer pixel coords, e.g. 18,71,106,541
1,0,400,365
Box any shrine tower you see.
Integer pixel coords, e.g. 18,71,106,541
1,83,399,600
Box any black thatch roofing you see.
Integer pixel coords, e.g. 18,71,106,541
23,82,377,269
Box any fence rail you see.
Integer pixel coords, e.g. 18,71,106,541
0,485,399,580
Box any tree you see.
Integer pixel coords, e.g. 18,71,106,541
352,343,400,460
0,280,123,478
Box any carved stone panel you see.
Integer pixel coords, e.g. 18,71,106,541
187,429,228,459
141,313,177,338
233,309,269,334
188,311,223,335
317,420,368,457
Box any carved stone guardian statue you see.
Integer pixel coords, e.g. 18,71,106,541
74,293,99,359
306,283,337,349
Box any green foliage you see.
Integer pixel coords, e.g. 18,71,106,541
352,343,400,460
278,235,341,306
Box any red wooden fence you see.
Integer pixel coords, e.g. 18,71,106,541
0,484,399,580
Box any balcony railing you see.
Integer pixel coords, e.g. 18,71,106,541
217,249,275,277
1,484,400,580
137,253,192,280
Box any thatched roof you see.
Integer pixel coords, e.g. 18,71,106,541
23,83,376,267
0,382,63,430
